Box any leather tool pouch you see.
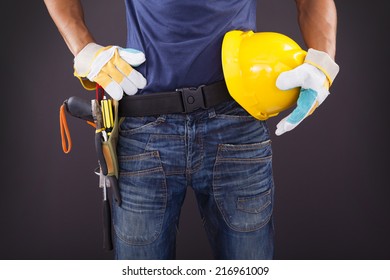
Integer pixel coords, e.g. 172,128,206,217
61,96,120,178
101,100,120,178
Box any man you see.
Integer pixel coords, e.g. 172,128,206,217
43,0,339,259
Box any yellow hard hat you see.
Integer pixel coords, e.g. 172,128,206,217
221,30,307,120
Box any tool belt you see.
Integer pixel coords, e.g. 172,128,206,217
59,89,121,251
58,80,231,251
118,80,232,117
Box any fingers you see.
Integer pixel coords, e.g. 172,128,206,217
75,45,147,100
275,117,296,136
275,88,318,136
93,49,147,99
126,68,147,90
111,50,146,94
103,58,139,95
114,53,147,90
288,88,318,123
274,63,332,135
93,73,124,100
94,66,137,100
118,48,146,67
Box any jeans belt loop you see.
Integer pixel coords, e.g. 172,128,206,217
176,85,206,113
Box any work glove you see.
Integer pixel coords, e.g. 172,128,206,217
74,43,147,100
275,48,339,136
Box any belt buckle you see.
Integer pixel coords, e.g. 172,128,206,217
177,85,206,113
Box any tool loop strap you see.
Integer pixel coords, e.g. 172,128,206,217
59,104,72,153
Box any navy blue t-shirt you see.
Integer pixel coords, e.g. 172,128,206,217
124,0,257,94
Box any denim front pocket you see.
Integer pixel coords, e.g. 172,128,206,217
113,151,167,245
212,140,273,232
119,115,166,136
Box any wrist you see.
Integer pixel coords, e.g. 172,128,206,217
59,20,95,56
71,38,96,56
304,48,339,85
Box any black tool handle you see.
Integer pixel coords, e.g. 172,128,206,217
108,176,122,206
64,96,93,122
103,199,113,251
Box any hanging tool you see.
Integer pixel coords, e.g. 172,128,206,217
91,100,108,175
99,97,121,205
93,168,113,251
59,85,121,251
92,99,112,250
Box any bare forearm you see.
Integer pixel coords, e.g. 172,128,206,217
296,0,337,59
44,0,95,55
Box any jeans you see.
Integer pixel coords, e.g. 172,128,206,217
112,99,275,259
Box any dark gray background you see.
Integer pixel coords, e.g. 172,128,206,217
1,0,389,259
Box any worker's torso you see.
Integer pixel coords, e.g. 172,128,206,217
124,0,257,93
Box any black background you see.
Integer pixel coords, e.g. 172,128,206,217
1,0,389,260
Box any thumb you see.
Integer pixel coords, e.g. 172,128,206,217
276,65,305,90
275,117,296,136
275,88,319,136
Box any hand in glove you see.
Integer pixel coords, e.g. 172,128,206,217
74,43,147,100
275,49,339,136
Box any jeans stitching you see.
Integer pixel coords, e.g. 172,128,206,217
120,115,166,135
216,155,272,163
218,140,271,151
146,135,187,175
212,143,274,233
118,151,159,161
237,189,272,214
114,151,168,246
188,120,205,174
120,166,164,176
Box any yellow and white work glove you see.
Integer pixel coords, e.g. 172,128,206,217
74,43,147,100
275,48,339,136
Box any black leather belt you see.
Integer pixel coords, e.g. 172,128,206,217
118,80,232,117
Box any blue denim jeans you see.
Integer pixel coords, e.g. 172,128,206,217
112,100,274,259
